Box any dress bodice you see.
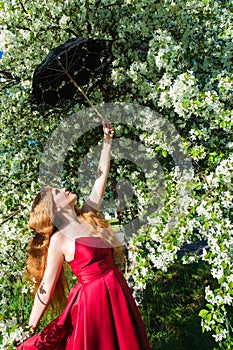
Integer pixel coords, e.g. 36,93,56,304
68,237,116,284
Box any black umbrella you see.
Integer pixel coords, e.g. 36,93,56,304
32,37,113,116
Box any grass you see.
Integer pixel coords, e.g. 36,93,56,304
140,261,218,350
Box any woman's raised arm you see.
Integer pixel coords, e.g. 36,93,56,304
84,121,114,212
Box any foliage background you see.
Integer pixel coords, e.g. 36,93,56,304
0,0,232,348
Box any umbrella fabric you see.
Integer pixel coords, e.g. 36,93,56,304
32,37,112,112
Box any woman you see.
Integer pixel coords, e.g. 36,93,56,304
17,122,151,350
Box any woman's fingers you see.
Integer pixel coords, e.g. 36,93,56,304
102,119,114,139
102,118,112,129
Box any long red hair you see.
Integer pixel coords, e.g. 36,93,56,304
27,187,124,312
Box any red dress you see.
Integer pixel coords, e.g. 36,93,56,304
17,237,151,349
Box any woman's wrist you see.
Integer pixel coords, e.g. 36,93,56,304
27,324,36,332
23,324,35,338
103,137,112,145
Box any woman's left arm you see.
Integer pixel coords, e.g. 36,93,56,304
84,121,114,211
28,233,64,331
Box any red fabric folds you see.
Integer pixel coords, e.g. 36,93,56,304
17,237,151,350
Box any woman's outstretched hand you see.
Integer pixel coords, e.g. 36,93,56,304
16,325,35,347
102,119,114,141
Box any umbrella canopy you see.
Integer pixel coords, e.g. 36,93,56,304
32,37,113,113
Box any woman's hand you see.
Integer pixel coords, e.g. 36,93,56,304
102,119,114,142
16,325,35,346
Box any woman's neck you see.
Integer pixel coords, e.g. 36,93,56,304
55,209,91,239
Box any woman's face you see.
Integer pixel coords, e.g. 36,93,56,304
52,188,77,210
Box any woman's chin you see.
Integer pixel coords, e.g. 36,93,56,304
67,194,78,208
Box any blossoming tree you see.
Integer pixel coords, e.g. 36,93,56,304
0,0,232,348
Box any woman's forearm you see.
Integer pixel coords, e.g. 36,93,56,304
97,138,112,178
27,228,64,331
28,290,50,330
86,138,112,210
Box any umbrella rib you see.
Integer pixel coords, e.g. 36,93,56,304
43,66,66,74
38,76,64,86
65,49,68,71
66,45,80,72
38,68,68,83
67,47,75,71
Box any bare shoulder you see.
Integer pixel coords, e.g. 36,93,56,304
49,231,75,261
46,231,65,263
49,231,65,250
58,231,76,262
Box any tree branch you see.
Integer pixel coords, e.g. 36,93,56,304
18,0,32,20
0,211,19,227
0,71,21,89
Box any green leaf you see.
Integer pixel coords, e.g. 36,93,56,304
199,309,212,322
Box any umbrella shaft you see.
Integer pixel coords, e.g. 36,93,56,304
56,59,103,120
